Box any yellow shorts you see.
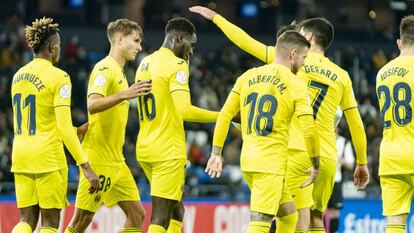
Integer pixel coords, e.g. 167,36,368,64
381,174,414,216
243,172,291,215
286,150,314,209
311,157,336,212
140,159,187,201
75,163,140,212
14,168,69,209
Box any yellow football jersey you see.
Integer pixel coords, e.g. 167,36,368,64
212,15,358,160
135,47,189,162
11,58,71,173
218,64,313,175
293,52,357,160
376,56,414,175
82,56,130,166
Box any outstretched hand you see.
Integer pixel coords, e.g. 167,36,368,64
354,164,369,191
205,155,223,178
189,6,218,21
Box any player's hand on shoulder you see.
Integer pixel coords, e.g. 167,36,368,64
354,164,369,191
123,80,152,99
80,162,100,194
205,155,223,178
189,6,218,21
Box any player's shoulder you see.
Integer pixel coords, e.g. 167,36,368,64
93,57,112,72
48,66,70,83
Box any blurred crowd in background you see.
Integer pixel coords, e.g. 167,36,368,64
0,0,407,201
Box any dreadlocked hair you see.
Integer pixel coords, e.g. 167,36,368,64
25,17,59,53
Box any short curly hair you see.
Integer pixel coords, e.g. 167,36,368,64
25,17,59,53
165,17,196,35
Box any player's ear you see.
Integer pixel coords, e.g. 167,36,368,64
305,32,313,42
397,39,402,50
290,48,298,60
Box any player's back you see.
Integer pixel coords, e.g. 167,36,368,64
236,63,309,175
295,52,357,159
135,48,188,162
11,58,70,173
376,56,414,175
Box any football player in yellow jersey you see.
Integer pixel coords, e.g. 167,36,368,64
10,18,99,233
65,19,151,233
206,31,320,233
135,17,219,233
190,6,370,233
376,16,414,233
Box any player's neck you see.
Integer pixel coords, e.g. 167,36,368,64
400,46,414,56
34,53,53,64
108,48,126,68
273,57,292,71
309,45,324,55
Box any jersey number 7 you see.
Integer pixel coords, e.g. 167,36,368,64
309,81,329,119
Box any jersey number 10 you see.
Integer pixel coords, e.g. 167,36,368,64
13,93,36,135
377,82,412,128
244,92,278,136
138,93,156,121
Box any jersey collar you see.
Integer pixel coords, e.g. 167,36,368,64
159,47,176,57
33,57,52,65
106,55,124,71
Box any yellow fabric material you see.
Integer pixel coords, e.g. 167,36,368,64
121,227,142,233
171,90,218,122
148,224,167,233
83,56,130,166
343,107,367,164
135,47,217,163
243,172,284,215
212,15,360,162
386,224,406,233
14,168,69,209
381,174,414,216
376,56,414,175
213,64,314,174
276,211,299,233
11,58,87,173
286,150,314,209
167,219,182,233
311,157,336,212
140,159,186,201
75,163,139,212
11,221,32,233
213,15,275,64
39,227,58,233
246,221,272,233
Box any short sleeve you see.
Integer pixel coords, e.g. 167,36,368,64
169,61,190,93
53,73,72,107
293,79,313,117
88,65,112,97
340,74,358,111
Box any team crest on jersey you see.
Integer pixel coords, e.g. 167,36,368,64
176,71,187,84
94,75,106,87
59,84,71,99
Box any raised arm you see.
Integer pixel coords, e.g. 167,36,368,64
190,6,274,63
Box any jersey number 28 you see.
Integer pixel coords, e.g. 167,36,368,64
377,82,412,128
